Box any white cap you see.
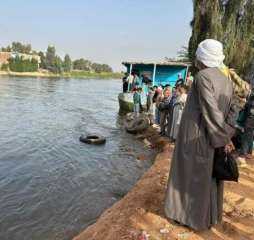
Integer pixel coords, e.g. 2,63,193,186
196,39,225,68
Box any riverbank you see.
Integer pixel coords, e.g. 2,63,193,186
73,126,254,240
0,70,123,79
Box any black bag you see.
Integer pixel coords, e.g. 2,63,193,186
212,147,239,182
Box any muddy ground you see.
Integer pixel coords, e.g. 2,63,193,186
73,127,254,240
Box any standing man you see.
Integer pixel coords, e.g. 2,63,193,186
127,72,134,92
239,90,254,159
164,39,235,230
186,71,194,88
122,73,129,93
133,87,142,118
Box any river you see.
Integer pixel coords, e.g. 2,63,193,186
0,77,154,240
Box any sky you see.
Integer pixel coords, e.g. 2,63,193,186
0,0,193,71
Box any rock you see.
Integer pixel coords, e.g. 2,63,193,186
125,115,150,134
137,154,146,161
143,138,152,147
136,134,146,140
159,228,170,234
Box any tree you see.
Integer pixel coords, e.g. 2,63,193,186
91,62,113,73
11,42,31,53
45,45,56,71
189,0,254,79
73,58,91,71
38,51,47,69
44,45,63,73
177,46,190,62
63,54,72,72
1,45,12,52
52,56,63,74
1,63,9,70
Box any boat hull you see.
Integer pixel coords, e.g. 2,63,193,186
118,93,134,113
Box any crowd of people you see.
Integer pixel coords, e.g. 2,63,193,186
123,66,254,162
123,71,192,142
123,40,254,231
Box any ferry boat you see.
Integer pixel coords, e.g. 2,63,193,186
118,61,190,113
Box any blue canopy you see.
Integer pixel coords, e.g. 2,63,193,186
122,61,190,87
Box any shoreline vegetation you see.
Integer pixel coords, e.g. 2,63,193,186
73,126,254,240
0,42,118,78
0,70,123,79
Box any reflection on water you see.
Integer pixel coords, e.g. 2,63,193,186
0,77,154,240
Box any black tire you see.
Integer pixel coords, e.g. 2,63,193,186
79,135,106,145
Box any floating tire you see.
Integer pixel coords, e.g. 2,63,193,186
79,135,106,145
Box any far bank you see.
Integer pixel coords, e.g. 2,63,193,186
0,70,123,79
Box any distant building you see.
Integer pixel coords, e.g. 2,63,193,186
0,52,41,68
0,52,11,67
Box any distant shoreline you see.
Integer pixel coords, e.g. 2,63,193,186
0,70,123,79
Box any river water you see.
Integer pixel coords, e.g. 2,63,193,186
0,77,154,240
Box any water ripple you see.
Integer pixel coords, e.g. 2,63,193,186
0,77,153,240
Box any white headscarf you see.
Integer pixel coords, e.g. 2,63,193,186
196,39,225,68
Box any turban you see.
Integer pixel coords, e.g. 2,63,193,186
196,39,225,68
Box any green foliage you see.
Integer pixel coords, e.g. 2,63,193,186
189,0,254,79
52,56,63,74
8,56,38,72
44,45,63,73
63,54,72,72
38,51,47,69
1,42,31,53
73,58,91,71
1,63,9,71
45,45,56,71
72,59,112,73
1,46,12,52
91,63,113,73
1,42,115,74
11,42,31,53
67,71,122,79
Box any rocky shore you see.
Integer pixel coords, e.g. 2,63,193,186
73,126,254,240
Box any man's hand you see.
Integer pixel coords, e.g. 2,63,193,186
224,141,235,153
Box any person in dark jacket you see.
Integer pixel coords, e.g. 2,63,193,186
158,88,171,135
240,91,254,159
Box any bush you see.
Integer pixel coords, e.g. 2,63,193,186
9,56,38,72
1,63,9,71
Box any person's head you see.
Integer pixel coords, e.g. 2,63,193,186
163,88,171,98
175,88,181,96
138,87,142,93
187,72,191,77
195,39,225,70
179,85,187,94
